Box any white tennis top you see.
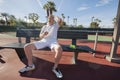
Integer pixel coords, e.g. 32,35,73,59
40,22,59,42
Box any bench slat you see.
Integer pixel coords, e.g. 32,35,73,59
16,29,88,39
0,43,25,49
0,42,94,53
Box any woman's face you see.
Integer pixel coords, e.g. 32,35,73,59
48,15,54,24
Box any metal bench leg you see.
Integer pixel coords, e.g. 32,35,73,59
15,48,26,61
72,51,78,64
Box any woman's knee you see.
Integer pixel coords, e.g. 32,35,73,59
55,45,63,52
24,43,36,50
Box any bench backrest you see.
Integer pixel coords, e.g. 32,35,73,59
16,29,88,45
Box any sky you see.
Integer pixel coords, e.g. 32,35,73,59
0,0,119,28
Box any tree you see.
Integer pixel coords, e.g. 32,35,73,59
61,13,66,26
94,18,101,24
67,16,70,25
48,1,57,15
1,12,9,25
0,19,5,25
28,13,39,26
91,16,94,22
61,13,65,21
77,24,84,28
16,18,27,27
73,18,77,26
90,17,101,28
43,3,50,18
8,15,16,26
43,1,57,18
112,17,117,27
90,22,99,28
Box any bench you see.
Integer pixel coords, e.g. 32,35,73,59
0,28,95,64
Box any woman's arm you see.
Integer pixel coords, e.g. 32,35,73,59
54,16,62,27
39,31,48,39
39,25,48,39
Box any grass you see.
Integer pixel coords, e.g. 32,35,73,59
88,35,120,42
88,35,112,42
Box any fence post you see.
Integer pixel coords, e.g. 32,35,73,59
94,31,98,50
93,31,98,57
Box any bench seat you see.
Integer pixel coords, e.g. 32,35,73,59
0,42,95,63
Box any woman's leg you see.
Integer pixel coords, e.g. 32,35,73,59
52,44,63,69
19,43,36,73
24,43,36,65
52,44,63,78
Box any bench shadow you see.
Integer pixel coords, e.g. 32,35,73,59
95,50,110,54
20,56,120,80
0,55,6,63
0,55,2,58
92,50,110,59
0,58,6,63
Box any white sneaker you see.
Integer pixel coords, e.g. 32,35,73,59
52,68,63,78
19,64,35,73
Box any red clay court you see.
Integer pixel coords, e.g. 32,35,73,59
0,33,120,80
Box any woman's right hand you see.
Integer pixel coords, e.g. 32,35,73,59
44,31,48,36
